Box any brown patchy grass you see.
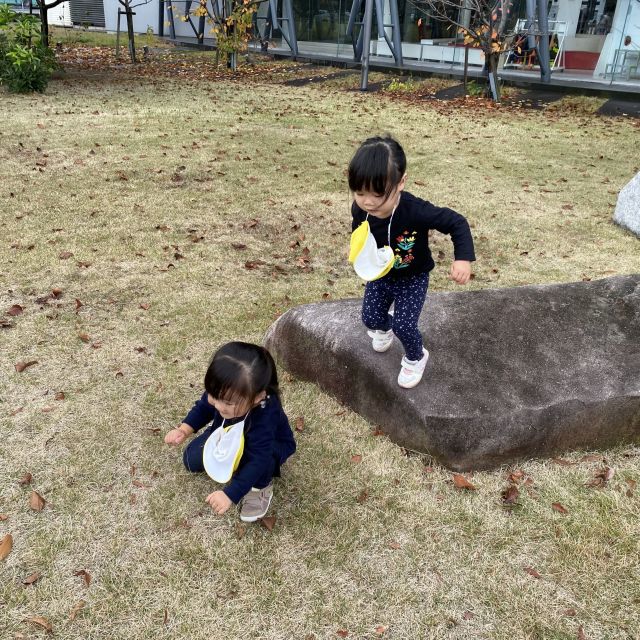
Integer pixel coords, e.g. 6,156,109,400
1,54,639,640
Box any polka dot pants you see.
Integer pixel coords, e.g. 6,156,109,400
361,272,429,362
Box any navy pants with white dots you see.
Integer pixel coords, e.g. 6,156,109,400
362,272,429,362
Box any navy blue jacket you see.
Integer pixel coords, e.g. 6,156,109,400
351,191,476,278
183,393,296,504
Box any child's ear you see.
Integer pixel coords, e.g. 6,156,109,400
398,173,408,192
254,390,267,405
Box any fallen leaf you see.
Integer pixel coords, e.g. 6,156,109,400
350,455,362,463
563,608,577,617
625,478,637,497
507,469,525,483
19,472,33,485
0,514,7,521
78,332,90,343
388,541,401,549
23,572,42,586
73,569,91,587
0,533,13,560
260,516,276,531
59,250,74,260
577,626,587,640
356,489,369,503
69,600,86,621
452,473,476,490
579,454,602,462
414,179,426,186
232,242,247,250
75,299,83,311
15,360,38,373
337,631,349,638
29,491,46,511
501,485,520,505
552,502,568,515
585,467,615,488
462,611,474,620
54,391,65,401
25,616,53,633
524,566,541,579
371,428,385,436
139,303,150,310
163,608,169,625
375,625,388,634
294,416,305,432
7,304,24,316
553,458,575,466
235,523,246,539
51,288,63,298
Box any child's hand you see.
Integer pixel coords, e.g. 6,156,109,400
164,424,193,446
206,490,233,516
450,260,472,285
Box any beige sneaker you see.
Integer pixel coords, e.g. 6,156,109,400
240,483,273,522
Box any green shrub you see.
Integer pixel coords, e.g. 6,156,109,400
0,8,58,93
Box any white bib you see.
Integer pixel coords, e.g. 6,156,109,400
203,418,245,483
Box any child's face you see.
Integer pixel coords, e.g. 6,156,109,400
207,392,265,419
353,175,406,219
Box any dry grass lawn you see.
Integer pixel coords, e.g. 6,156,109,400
1,55,639,640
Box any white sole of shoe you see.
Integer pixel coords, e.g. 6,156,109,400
239,493,273,523
373,340,393,353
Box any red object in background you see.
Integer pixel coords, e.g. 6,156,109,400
564,51,600,70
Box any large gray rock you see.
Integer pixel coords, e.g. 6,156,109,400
265,275,640,471
613,172,640,237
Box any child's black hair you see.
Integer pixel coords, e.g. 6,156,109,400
204,342,279,411
348,135,407,202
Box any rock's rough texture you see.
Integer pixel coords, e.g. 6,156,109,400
613,172,640,237
265,275,640,471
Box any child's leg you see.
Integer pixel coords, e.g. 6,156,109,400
361,279,394,331
390,273,429,361
182,429,211,473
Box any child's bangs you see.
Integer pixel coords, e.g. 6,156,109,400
348,149,390,196
206,367,255,412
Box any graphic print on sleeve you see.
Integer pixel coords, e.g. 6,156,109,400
394,230,417,269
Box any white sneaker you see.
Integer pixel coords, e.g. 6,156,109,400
397,348,429,388
367,329,394,352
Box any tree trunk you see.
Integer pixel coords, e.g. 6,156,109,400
125,4,136,63
38,2,49,48
487,51,501,102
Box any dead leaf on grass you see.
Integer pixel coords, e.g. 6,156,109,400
553,458,576,466
356,489,369,503
625,478,636,497
350,454,362,463
0,533,13,560
73,569,91,587
29,491,46,511
19,472,33,485
232,242,247,250
501,485,520,505
524,566,542,579
59,250,74,260
139,303,151,310
54,391,65,401
0,514,7,521
23,572,42,586
375,625,388,634
294,416,304,432
78,332,90,343
388,541,401,549
69,600,86,621
507,469,525,483
577,626,587,640
452,473,476,490
7,304,24,316
235,523,247,539
260,516,276,531
552,502,568,514
15,360,38,373
462,611,475,620
337,630,349,638
25,616,53,633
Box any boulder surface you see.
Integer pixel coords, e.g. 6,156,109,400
613,171,640,237
265,275,640,471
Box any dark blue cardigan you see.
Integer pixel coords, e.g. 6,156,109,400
183,393,296,504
